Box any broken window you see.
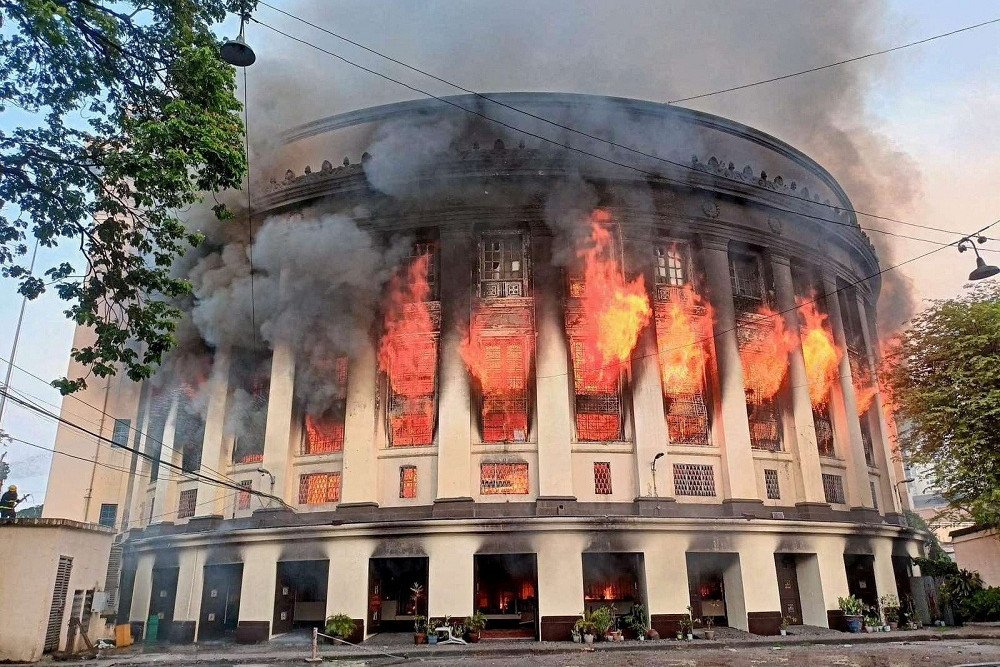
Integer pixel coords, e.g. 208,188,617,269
480,462,529,495
228,349,272,465
298,472,341,504
302,356,349,454
571,337,623,441
478,232,527,298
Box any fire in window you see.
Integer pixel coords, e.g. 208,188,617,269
379,248,440,447
399,465,417,499
177,489,197,519
813,406,836,457
480,462,529,495
302,356,348,454
655,245,687,288
860,414,876,467
593,462,613,495
237,480,252,510
230,351,271,465
298,472,341,504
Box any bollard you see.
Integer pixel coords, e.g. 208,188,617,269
304,626,322,663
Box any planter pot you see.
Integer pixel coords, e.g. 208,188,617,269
704,630,715,640
883,625,890,632
571,633,581,643
645,629,659,640
676,633,683,640
427,635,438,645
780,629,787,636
414,633,427,645
583,633,594,645
889,622,898,631
638,635,645,641
467,632,480,643
845,615,863,633
686,633,693,641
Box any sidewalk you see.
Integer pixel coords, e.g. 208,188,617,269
73,625,1000,666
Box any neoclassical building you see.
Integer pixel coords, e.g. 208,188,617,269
44,93,922,644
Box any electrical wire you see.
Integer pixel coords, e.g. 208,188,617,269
254,3,999,244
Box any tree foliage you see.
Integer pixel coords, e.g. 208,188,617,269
0,0,251,392
887,284,1000,527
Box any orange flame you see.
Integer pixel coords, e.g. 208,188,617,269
797,297,842,407
460,321,531,442
304,412,344,453
850,351,878,414
657,285,715,394
574,210,652,389
739,307,796,404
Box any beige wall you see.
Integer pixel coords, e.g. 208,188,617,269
0,520,114,663
953,528,1000,587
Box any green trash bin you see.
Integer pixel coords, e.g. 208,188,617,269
146,614,159,643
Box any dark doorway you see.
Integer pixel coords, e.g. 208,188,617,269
474,554,539,638
368,557,428,633
583,552,646,619
844,554,878,608
686,554,729,625
774,555,803,621
892,555,914,604
199,563,243,641
273,560,329,635
148,567,179,641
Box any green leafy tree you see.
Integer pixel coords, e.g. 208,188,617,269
887,284,1000,527
0,0,250,392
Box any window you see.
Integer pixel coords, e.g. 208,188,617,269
298,472,341,504
654,244,687,287
729,252,765,308
764,469,780,500
111,419,130,448
479,232,526,297
571,338,622,442
822,474,846,505
399,466,417,499
593,462,613,495
870,481,880,512
177,489,197,519
237,480,252,510
673,463,716,497
480,462,529,495
303,412,345,454
411,241,439,300
813,406,835,457
98,503,118,528
479,337,529,443
860,416,876,467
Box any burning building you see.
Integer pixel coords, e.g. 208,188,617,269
43,93,921,644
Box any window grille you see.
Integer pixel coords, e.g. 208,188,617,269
813,406,836,457
399,465,417,499
870,481,879,512
237,480,252,510
303,412,345,454
665,393,710,446
479,336,529,443
860,416,876,467
298,472,341,504
764,469,781,500
177,489,197,519
570,339,622,441
748,401,782,452
411,241,439,301
593,462,613,495
98,503,118,528
673,463,716,497
729,252,765,312
111,419,130,448
480,462,529,495
822,473,845,505
479,232,527,297
654,244,687,288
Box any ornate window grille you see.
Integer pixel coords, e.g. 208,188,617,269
177,489,197,519
813,406,836,457
478,336,529,443
729,251,766,313
822,473,846,505
399,465,417,499
570,338,622,441
298,472,341,504
764,469,781,500
237,479,252,510
673,463,716,497
480,462,529,495
478,232,528,298
593,462,613,495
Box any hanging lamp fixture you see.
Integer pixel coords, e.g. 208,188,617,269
221,9,256,67
957,235,999,281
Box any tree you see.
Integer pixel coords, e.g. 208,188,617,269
0,0,250,392
887,284,1000,528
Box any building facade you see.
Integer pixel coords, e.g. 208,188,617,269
43,93,922,643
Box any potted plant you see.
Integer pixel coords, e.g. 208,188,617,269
682,606,696,640
464,611,486,643
591,606,615,641
325,614,356,643
838,595,865,633
779,615,796,636
645,626,660,641
863,607,882,633
574,613,596,644
426,618,441,645
413,615,427,645
881,594,900,630
626,604,649,641
701,615,715,640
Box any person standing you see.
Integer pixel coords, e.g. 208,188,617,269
0,484,25,520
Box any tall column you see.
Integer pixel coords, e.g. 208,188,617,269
533,232,575,502
535,532,586,640
771,255,826,506
427,534,476,619
633,323,672,499
151,400,179,524
194,349,232,517
259,342,296,505
325,538,372,637
435,228,474,503
129,552,155,625
340,335,379,507
823,273,874,510
171,549,204,643
237,542,279,641
699,237,757,502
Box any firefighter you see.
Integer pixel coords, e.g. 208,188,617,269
1,484,25,520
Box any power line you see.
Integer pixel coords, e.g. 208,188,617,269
254,3,998,244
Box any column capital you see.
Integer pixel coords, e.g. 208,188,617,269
698,234,730,253
769,252,792,268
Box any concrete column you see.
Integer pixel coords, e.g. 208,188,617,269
795,554,829,627
643,537,690,617
259,342,296,504
340,336,379,506
325,538,371,635
823,274,873,509
699,237,757,502
151,400,179,524
633,324,672,499
435,228,474,501
533,233,576,500
722,554,749,631
815,535,851,613
129,552,155,624
194,349,232,517
237,543,279,638
426,534,476,619
535,533,587,620
771,255,826,506
172,549,205,640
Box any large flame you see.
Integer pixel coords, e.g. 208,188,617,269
797,297,842,407
657,284,715,395
739,307,796,404
574,210,652,389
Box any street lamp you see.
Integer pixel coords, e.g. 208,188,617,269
957,236,999,281
894,477,915,510
651,452,665,497
221,10,256,67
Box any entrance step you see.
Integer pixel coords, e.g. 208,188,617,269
480,629,535,641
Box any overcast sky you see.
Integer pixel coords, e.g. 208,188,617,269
1,0,997,505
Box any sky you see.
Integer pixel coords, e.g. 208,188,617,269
1,0,998,505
